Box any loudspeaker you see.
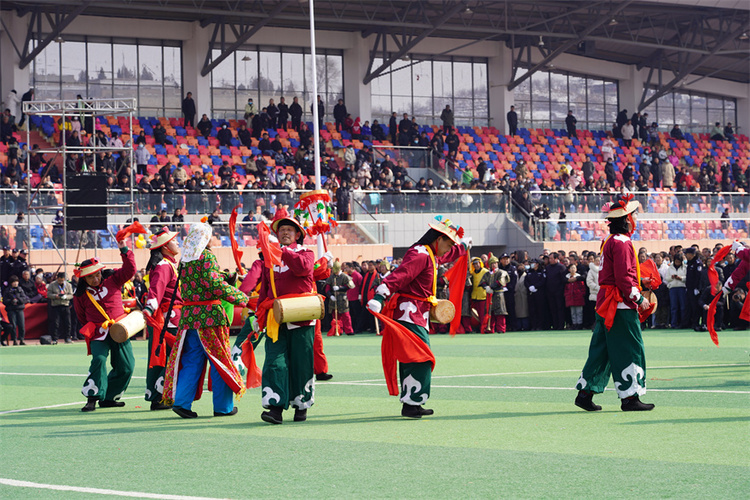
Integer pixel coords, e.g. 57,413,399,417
66,175,108,230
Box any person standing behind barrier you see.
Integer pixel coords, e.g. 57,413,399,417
525,259,547,330
507,105,518,136
344,262,363,333
47,272,73,344
565,264,586,329
684,247,703,330
665,253,688,328
181,92,196,128
514,263,529,331
546,252,567,330
3,275,28,345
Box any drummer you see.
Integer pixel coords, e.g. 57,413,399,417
367,217,471,418
256,215,317,425
141,227,182,411
73,239,137,412
161,221,249,418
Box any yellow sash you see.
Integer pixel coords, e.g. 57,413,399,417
86,291,118,330
423,245,439,307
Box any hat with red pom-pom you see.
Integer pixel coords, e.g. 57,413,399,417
603,193,640,219
428,215,464,244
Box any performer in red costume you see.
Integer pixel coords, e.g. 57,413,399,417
141,227,182,410
722,240,750,322
367,216,471,418
575,193,655,412
74,239,136,412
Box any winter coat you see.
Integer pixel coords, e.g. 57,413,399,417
564,274,586,307
586,263,600,301
515,273,529,318
3,285,29,311
326,271,354,314
665,263,687,288
661,161,675,187
489,268,510,315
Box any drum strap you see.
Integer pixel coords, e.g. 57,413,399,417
423,244,439,306
86,291,117,330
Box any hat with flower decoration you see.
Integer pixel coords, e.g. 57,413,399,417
149,226,178,250
603,193,640,219
428,215,464,244
75,257,105,278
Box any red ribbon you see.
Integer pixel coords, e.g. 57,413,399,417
115,220,148,242
706,245,732,346
257,221,283,269
229,206,244,274
444,252,468,336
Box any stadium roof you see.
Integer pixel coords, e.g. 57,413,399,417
3,0,749,91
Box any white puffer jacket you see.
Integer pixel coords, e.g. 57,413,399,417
586,263,600,301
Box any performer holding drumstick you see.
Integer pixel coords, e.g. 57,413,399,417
367,216,471,418
141,227,182,411
74,239,136,412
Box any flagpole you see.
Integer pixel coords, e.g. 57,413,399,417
309,0,326,258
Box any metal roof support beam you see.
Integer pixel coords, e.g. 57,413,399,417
362,1,466,85
18,1,91,69
507,0,634,91
200,0,292,77
638,21,750,111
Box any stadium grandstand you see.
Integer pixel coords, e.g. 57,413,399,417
0,0,748,268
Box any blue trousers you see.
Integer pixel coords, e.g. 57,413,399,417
173,330,233,414
669,287,688,328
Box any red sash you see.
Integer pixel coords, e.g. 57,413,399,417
146,302,180,368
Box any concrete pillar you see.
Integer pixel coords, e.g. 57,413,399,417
487,44,514,133
619,65,644,115
0,12,32,108
181,22,212,119
342,34,371,122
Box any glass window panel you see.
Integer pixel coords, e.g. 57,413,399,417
474,98,489,120
473,63,487,100
304,54,327,108
587,79,604,103
391,95,412,116
61,41,87,100
281,52,303,95
587,104,604,126
413,96,433,119
453,62,472,99
514,76,530,103
211,49,235,89
707,109,723,126
113,44,137,84
549,72,568,106
531,71,549,102
164,46,182,113
259,50,281,95
371,94,391,117
454,98,473,118
326,55,343,96
569,75,586,103
164,84,182,116
138,45,163,111
237,49,259,91
724,99,735,111
604,81,618,105
674,91,691,126
691,94,706,109
707,97,723,109
212,88,236,113
390,60,412,97
433,61,452,97
87,42,112,88
413,61,432,97
551,102,568,125
34,42,61,100
370,58,389,95
114,85,137,100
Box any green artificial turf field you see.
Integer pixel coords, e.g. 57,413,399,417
1,328,748,499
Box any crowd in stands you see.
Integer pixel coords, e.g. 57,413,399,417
2,237,747,346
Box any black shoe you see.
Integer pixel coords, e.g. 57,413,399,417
81,397,98,412
621,396,655,412
99,400,125,408
150,401,172,411
0,341,7,347
214,407,238,417
694,325,707,332
315,372,333,381
575,390,602,411
261,406,283,424
65,338,73,344
76,335,85,340
19,341,26,346
52,340,58,345
401,403,434,418
12,341,18,346
172,406,198,418
294,408,307,422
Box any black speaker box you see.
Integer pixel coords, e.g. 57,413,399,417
66,175,108,230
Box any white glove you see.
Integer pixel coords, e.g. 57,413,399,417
322,251,334,263
250,315,259,333
330,295,336,301
332,285,340,291
484,286,492,294
502,287,508,292
694,289,699,296
460,236,473,250
367,298,382,314
731,240,744,254
722,285,731,296
529,285,537,293
358,294,362,300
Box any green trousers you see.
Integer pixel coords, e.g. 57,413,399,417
576,309,647,399
261,324,314,410
82,336,135,401
399,322,432,406
144,325,173,402
231,314,264,377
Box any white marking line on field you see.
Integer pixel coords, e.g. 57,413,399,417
0,396,142,415
327,363,750,385
0,372,146,379
0,478,229,500
331,382,750,394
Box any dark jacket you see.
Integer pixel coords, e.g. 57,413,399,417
3,285,29,311
545,262,567,293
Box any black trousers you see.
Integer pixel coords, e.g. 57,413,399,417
48,304,71,341
687,289,701,328
549,291,566,330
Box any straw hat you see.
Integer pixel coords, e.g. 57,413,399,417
150,227,178,250
75,257,105,278
604,193,640,219
428,215,464,244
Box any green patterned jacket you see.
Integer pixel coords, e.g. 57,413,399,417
178,249,248,330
